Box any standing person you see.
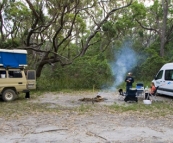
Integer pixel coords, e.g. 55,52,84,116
125,72,134,94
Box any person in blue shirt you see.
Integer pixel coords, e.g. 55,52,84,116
125,72,134,94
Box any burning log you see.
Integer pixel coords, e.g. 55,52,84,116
78,95,108,104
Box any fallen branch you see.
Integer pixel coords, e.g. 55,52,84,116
35,128,68,134
24,128,68,136
86,131,107,141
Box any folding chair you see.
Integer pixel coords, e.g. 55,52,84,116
136,83,144,89
148,86,159,101
136,83,144,97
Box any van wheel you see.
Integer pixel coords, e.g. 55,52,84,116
2,89,16,102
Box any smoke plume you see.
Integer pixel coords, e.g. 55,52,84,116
109,42,137,91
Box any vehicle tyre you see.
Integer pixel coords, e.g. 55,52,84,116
2,89,16,102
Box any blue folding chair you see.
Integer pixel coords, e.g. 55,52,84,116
136,83,144,97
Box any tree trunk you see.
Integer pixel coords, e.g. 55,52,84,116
160,0,168,57
36,62,45,78
0,10,4,41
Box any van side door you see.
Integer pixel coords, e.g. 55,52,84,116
162,69,173,95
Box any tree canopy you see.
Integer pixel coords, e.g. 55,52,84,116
0,0,173,86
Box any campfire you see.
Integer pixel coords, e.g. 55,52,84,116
78,95,108,104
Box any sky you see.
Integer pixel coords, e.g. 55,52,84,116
139,0,154,6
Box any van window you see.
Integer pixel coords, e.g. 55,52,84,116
165,70,173,81
155,70,163,80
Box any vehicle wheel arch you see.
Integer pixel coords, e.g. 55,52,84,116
2,87,17,102
2,87,17,94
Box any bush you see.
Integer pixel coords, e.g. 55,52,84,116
37,54,112,91
135,42,166,81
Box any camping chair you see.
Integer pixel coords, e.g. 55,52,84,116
148,86,159,101
136,83,144,89
124,89,138,102
136,83,144,97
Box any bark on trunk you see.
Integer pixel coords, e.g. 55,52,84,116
160,0,168,57
0,10,4,41
36,62,45,78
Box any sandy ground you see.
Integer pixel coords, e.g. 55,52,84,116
1,91,173,143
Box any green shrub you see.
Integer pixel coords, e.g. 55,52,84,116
37,54,112,91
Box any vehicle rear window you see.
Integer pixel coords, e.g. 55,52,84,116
165,70,173,81
27,70,36,80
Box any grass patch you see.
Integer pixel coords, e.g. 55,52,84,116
0,90,96,118
76,104,94,113
108,101,173,117
0,97,61,119
31,90,45,96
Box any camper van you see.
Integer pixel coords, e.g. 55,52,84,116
152,63,173,96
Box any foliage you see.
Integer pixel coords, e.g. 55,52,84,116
131,1,146,19
37,53,112,90
0,38,20,49
135,42,166,81
1,0,173,90
102,21,117,37
0,0,134,77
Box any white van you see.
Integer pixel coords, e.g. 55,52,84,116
152,63,173,96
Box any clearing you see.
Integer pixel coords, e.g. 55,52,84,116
0,91,173,143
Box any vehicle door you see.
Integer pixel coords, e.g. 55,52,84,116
8,69,27,91
154,70,165,94
154,70,164,87
0,69,8,91
163,69,173,96
26,70,36,89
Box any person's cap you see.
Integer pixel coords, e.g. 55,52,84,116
128,72,132,75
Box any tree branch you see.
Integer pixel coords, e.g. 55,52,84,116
52,6,66,52
81,0,133,56
25,0,39,19
135,19,159,34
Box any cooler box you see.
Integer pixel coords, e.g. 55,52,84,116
0,49,27,68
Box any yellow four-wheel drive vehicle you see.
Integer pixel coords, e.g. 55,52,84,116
0,68,36,101
0,49,36,101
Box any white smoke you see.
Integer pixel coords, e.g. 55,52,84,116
109,42,137,91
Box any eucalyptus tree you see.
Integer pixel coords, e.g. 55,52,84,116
0,0,30,43
0,0,133,77
134,0,173,57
